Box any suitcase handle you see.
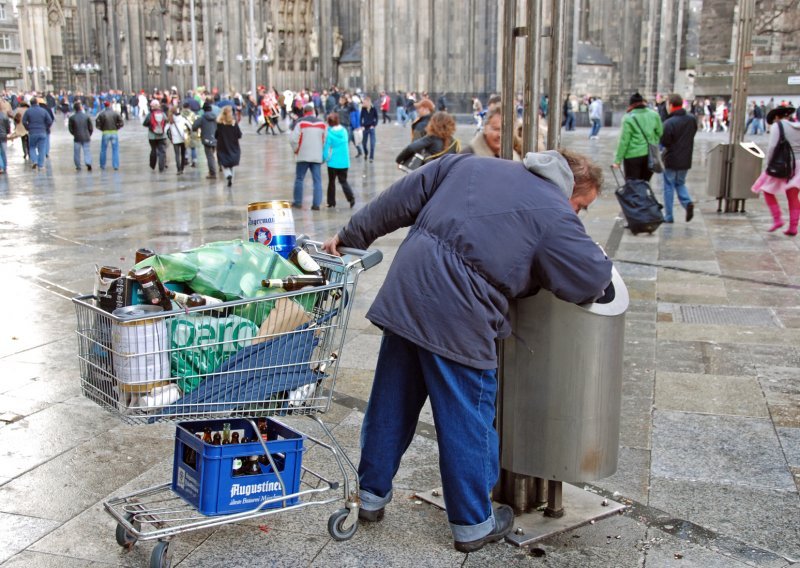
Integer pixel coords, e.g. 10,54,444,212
609,165,625,188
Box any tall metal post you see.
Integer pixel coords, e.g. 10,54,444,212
522,0,542,154
190,0,198,90
500,0,517,160
729,0,755,146
546,0,566,150
248,0,257,98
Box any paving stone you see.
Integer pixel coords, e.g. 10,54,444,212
0,551,118,567
648,478,800,561
0,512,61,564
777,428,800,467
656,341,706,374
657,322,800,346
643,526,764,568
654,372,768,417
592,446,652,504
651,411,795,491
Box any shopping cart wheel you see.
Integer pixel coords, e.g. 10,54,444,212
150,540,172,568
327,508,358,541
115,513,140,548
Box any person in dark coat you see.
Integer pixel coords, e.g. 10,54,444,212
322,149,611,553
660,93,698,223
192,102,219,178
359,96,379,161
395,111,460,169
68,101,93,171
214,106,242,187
410,98,434,141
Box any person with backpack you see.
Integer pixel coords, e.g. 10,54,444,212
95,100,124,170
752,106,800,236
143,99,168,172
192,102,219,179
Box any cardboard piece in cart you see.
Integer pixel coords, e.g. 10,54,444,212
251,298,312,344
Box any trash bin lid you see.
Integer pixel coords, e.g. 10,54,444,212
739,141,765,159
578,265,628,317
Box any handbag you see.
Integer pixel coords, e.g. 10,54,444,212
397,153,426,173
631,116,664,173
766,122,796,179
353,127,364,146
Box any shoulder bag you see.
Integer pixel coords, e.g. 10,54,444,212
631,115,664,174
766,122,796,180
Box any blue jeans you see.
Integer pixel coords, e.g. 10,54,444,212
662,168,692,221
564,112,575,131
396,107,407,125
0,141,6,171
362,127,376,159
292,161,322,208
359,332,499,543
589,118,601,137
73,141,92,168
100,133,119,169
29,133,48,167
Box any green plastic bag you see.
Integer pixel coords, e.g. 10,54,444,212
135,239,314,323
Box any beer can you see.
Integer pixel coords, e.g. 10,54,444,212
247,201,296,258
111,305,171,387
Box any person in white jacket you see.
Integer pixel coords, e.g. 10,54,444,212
166,107,191,175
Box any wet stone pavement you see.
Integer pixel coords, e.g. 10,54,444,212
0,116,798,567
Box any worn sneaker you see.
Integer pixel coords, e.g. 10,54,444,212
454,505,514,553
358,507,384,522
685,202,694,222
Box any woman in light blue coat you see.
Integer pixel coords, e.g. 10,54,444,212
323,113,355,208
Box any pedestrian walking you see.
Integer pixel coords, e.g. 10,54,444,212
612,92,663,182
752,106,800,236
215,106,242,187
95,100,124,170
167,107,191,175
180,103,200,167
395,91,408,126
143,100,168,172
323,113,355,208
68,101,93,171
660,94,697,223
22,97,53,170
379,91,391,123
9,101,30,160
411,99,434,141
0,100,11,174
321,149,611,553
360,96,379,162
348,98,362,157
588,96,603,139
290,102,327,209
192,102,218,179
461,105,522,161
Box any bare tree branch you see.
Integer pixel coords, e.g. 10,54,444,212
755,0,800,35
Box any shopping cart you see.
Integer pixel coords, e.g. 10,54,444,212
72,237,382,568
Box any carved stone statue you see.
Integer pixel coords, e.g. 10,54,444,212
266,31,275,62
146,39,154,67
165,37,174,61
286,31,295,71
333,28,343,59
309,28,319,60
215,23,224,62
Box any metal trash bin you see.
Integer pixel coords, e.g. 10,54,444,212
500,265,628,482
706,142,765,203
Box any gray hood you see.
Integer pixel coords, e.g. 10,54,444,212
523,151,574,199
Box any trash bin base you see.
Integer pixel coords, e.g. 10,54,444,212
414,484,626,547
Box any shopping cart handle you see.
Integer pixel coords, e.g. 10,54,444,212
297,235,383,271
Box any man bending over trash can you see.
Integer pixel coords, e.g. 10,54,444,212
323,149,612,553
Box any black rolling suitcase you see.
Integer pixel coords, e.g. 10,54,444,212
611,167,664,235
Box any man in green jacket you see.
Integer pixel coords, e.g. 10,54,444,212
612,92,663,181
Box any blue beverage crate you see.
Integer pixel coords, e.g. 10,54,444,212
172,417,304,516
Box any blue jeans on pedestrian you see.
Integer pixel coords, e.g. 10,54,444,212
358,332,499,543
0,141,6,171
564,112,575,131
29,133,47,167
293,161,322,208
396,107,407,125
662,168,692,222
100,133,119,169
362,127,376,159
589,118,601,137
73,141,92,169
